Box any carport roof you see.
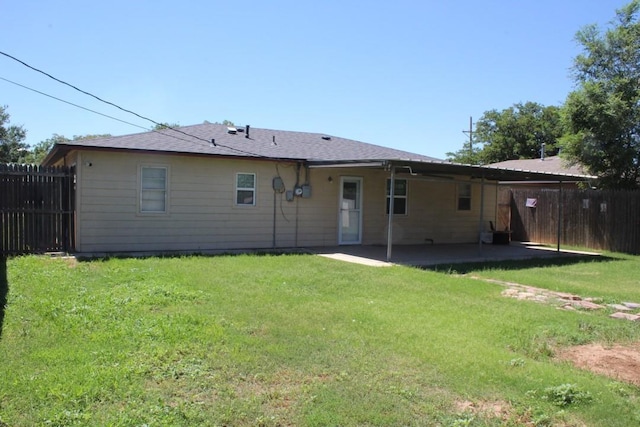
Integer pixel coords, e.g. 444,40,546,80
308,158,597,182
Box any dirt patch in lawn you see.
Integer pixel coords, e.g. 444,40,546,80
557,343,640,386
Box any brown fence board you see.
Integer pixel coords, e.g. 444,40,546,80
510,188,640,254
1,164,75,256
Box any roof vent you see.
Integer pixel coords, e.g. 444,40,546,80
227,126,237,134
236,126,245,133
321,136,331,141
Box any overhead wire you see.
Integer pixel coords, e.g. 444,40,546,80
0,75,210,145
0,50,269,158
0,76,148,131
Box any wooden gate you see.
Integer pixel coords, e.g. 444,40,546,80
1,164,75,256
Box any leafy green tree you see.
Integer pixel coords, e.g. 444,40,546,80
24,134,111,165
23,134,67,164
445,142,483,165
560,0,640,189
474,102,563,164
447,102,564,164
152,122,180,130
0,105,29,163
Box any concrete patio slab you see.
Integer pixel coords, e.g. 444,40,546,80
311,242,601,267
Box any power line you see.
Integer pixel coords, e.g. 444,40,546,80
0,50,267,158
0,76,149,131
1,50,172,131
0,76,203,146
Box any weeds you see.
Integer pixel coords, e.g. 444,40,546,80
539,384,593,407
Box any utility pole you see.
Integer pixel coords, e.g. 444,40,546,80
462,116,473,162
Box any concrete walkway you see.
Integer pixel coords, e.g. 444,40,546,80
312,242,601,267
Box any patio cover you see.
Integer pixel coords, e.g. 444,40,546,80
308,158,596,261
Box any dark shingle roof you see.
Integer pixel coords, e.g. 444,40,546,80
487,156,589,177
43,124,595,182
47,123,440,163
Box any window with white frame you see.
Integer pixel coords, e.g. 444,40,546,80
236,173,256,206
386,178,407,215
457,183,472,211
140,166,168,213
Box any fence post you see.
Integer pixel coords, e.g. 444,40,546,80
557,182,562,252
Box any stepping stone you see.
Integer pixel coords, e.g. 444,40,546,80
609,312,640,321
518,292,537,299
571,300,605,310
608,304,632,311
556,292,581,301
623,302,640,309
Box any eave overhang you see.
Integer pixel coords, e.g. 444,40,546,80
308,159,596,183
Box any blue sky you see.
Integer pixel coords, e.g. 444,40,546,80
1,0,627,159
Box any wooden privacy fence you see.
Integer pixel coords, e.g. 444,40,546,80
510,188,640,254
1,164,75,256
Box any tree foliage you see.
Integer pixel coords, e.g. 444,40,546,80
152,122,180,130
0,105,29,163
447,102,564,164
22,133,111,164
560,0,640,189
445,142,483,165
22,134,67,164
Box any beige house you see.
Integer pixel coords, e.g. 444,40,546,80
43,123,591,258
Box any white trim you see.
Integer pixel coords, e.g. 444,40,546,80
386,178,408,216
235,172,256,206
456,182,472,211
138,164,169,214
338,176,363,245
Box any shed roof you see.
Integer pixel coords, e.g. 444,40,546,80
487,156,588,177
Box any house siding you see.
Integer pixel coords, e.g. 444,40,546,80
357,173,498,245
57,150,497,253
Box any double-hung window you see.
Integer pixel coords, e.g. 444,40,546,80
386,178,407,215
140,166,168,213
236,173,256,206
457,183,472,211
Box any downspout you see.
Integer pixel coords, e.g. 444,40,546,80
295,197,299,247
272,190,277,248
386,166,396,261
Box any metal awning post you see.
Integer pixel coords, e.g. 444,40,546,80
386,166,396,261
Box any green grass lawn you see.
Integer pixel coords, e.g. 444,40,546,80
1,253,640,426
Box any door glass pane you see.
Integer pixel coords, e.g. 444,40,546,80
343,181,359,209
341,211,360,242
341,179,361,243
